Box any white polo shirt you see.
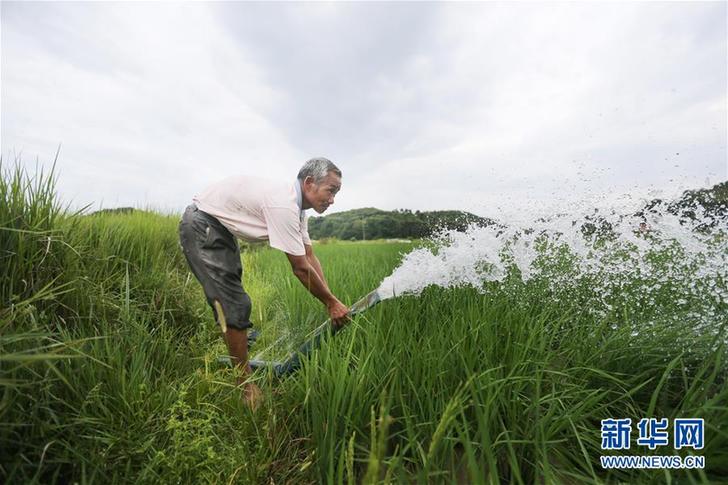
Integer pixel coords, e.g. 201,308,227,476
192,176,311,256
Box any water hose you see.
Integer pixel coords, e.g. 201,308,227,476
219,289,382,377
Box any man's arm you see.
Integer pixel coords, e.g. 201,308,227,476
286,252,349,327
305,244,329,290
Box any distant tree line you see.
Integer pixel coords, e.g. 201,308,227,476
307,208,495,241
91,207,137,215
310,182,727,241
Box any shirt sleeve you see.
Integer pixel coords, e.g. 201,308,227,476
301,214,311,246
263,206,305,256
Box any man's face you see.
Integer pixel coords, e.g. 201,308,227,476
303,171,341,214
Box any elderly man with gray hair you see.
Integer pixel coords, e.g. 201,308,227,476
178,157,349,409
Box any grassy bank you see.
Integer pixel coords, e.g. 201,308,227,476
2,162,726,483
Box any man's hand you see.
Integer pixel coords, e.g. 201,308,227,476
327,297,350,329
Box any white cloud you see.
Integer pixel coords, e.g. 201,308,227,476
340,2,726,217
2,2,725,217
2,2,303,211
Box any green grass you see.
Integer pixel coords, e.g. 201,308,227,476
2,161,726,483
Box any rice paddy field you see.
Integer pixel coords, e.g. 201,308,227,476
2,163,727,484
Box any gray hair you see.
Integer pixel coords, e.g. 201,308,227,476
297,157,342,184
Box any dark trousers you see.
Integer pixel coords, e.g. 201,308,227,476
178,204,253,331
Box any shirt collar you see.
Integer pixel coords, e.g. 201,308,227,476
294,179,304,215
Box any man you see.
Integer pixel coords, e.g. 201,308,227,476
178,157,349,409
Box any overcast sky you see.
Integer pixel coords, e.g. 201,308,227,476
2,1,726,219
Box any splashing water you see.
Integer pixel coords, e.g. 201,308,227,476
376,193,727,335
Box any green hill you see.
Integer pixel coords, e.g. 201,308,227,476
308,207,495,240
